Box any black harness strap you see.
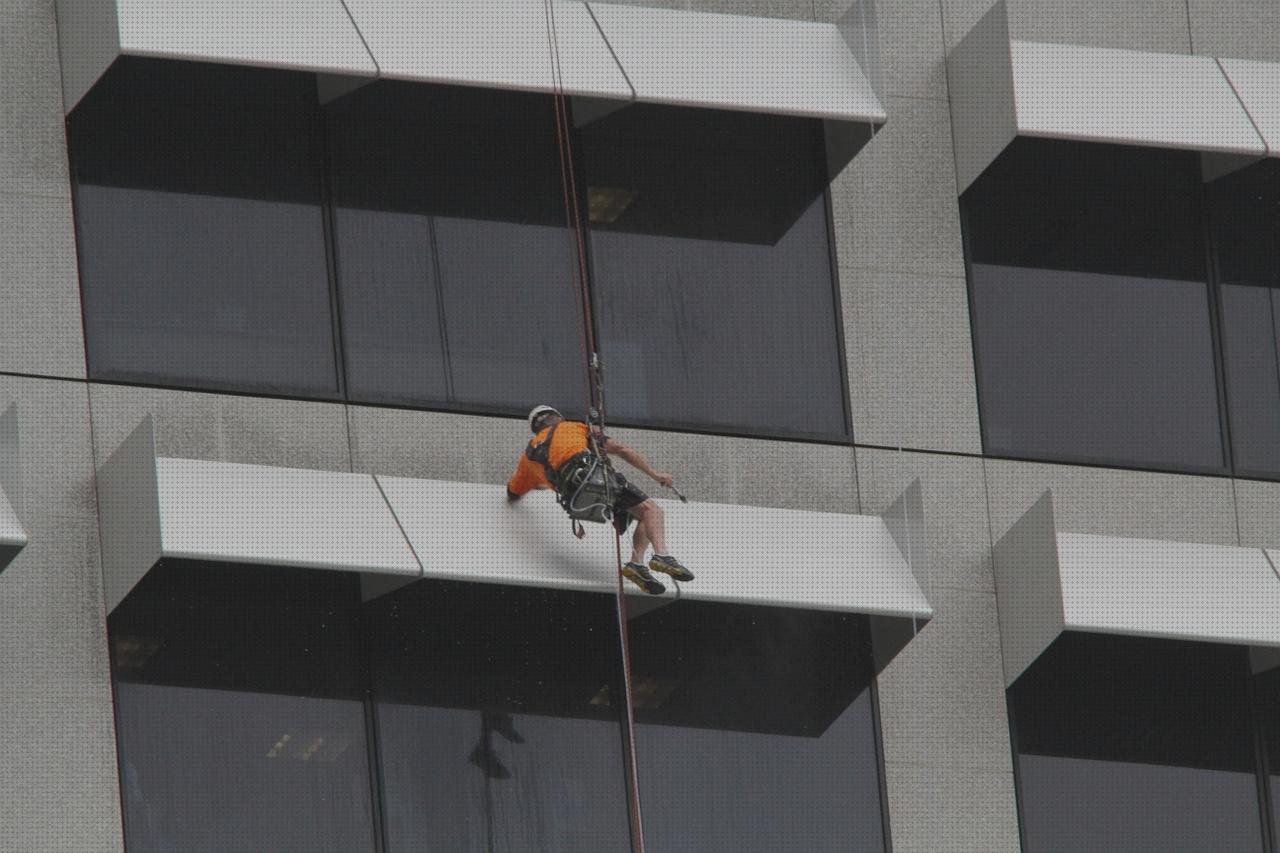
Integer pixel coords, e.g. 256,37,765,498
525,422,561,486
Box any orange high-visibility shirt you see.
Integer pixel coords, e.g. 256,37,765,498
507,421,606,496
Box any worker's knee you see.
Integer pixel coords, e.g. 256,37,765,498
633,499,659,520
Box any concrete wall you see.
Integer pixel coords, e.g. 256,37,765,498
3,1,1280,852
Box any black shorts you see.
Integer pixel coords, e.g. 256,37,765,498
609,470,649,533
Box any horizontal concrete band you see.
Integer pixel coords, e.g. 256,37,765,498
56,0,886,126
0,405,26,574
993,491,1280,687
950,0,1280,191
96,417,933,631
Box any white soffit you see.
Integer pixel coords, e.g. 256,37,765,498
1218,58,1280,157
342,0,631,100
0,405,26,574
949,1,1265,191
97,418,421,612
377,476,931,621
57,0,378,113
994,491,1280,686
586,2,885,124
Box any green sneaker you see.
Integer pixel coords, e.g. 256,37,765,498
622,562,666,595
648,554,694,581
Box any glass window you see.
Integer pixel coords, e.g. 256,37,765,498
1256,663,1280,842
1207,160,1280,478
108,562,376,852
1008,633,1266,853
963,140,1224,473
626,601,887,852
325,82,588,415
68,59,339,397
361,580,633,851
578,104,849,441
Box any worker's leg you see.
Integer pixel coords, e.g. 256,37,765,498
629,520,651,565
631,500,668,555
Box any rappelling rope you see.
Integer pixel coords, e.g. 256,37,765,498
540,3,646,851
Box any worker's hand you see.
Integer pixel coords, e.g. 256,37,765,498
654,472,674,488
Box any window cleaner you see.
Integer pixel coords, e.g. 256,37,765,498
506,403,695,595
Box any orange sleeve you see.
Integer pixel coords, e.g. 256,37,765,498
507,454,546,497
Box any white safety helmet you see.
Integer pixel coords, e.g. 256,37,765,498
528,405,562,433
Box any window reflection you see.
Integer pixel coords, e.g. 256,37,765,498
325,82,588,416
68,59,339,397
963,140,1224,473
1256,663,1280,842
578,104,849,441
108,561,376,853
1008,633,1266,853
361,580,633,852
627,601,887,852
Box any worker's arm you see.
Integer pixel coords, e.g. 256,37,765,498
506,455,545,501
600,437,673,487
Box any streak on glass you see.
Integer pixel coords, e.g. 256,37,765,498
578,103,848,441
68,58,338,397
1009,633,1264,853
325,81,587,416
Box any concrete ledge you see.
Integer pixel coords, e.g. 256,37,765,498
0,405,27,574
994,490,1280,685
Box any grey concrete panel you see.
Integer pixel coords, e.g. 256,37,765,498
945,0,1017,191
842,268,981,453
943,0,1192,53
592,0,817,20
855,448,994,594
984,458,1238,547
53,0,120,115
1218,58,1280,157
878,588,1014,773
0,375,97,522
829,96,966,279
0,512,123,852
95,416,161,612
588,2,884,122
835,0,881,98
378,475,931,617
3,0,72,197
88,384,351,473
350,406,861,514
345,0,630,100
883,760,1021,853
1235,476,1280,549
1189,0,1280,62
0,405,26,573
843,0,947,99
991,491,1064,685
0,191,88,378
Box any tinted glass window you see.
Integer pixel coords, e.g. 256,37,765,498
1008,633,1265,853
362,580,632,851
68,59,338,396
964,140,1223,472
1257,664,1280,841
627,601,887,852
1207,160,1280,478
108,562,376,852
579,105,848,441
325,82,588,415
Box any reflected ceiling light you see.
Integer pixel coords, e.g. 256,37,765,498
588,187,635,224
265,731,352,762
590,677,678,709
112,635,162,669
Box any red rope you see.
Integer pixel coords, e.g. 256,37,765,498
541,3,646,851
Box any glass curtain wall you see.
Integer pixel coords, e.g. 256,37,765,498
1008,634,1270,853
68,59,340,397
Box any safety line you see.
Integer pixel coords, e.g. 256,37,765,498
541,2,647,850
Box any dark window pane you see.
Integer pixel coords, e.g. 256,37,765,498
1009,634,1265,853
108,562,376,853
627,602,887,852
963,140,1223,472
1257,664,1280,841
579,104,848,441
363,581,632,851
1207,160,1280,478
326,82,588,415
68,58,338,396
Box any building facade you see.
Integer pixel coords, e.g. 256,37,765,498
1,0,1280,850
